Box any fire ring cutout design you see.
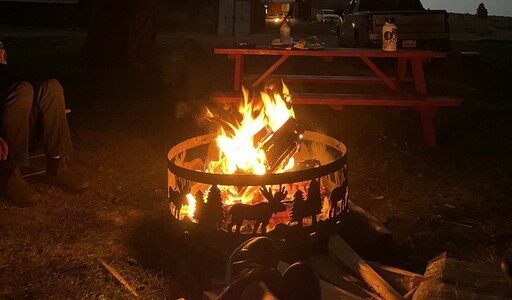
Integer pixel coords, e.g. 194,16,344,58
167,130,349,238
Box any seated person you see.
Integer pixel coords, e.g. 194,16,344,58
0,40,89,207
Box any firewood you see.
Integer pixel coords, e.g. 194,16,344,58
345,200,392,238
403,287,417,300
310,255,382,299
365,261,424,295
321,280,367,300
328,235,403,300
337,201,393,257
413,252,512,299
99,259,139,297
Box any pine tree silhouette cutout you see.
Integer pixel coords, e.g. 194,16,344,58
306,179,322,224
202,185,224,230
291,190,305,227
194,190,205,222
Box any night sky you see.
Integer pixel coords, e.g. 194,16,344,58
422,0,512,17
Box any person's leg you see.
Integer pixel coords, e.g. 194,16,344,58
220,237,285,300
0,82,41,206
32,79,89,193
31,79,72,157
2,81,33,167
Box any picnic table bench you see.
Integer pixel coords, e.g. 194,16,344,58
211,47,462,147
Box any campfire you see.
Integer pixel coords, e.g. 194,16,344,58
167,82,349,240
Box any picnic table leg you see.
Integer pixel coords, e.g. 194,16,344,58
233,54,244,91
361,56,401,94
417,106,438,148
251,54,290,89
411,58,427,96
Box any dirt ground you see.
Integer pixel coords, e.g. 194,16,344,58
1,20,512,298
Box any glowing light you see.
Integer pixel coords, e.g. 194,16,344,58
207,83,296,203
186,193,196,221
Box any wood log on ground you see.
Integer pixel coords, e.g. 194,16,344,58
328,235,403,300
366,261,424,295
338,201,393,258
99,259,139,297
310,255,382,299
413,252,512,300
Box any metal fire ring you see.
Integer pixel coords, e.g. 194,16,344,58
167,131,347,186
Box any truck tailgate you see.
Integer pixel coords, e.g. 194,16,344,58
370,11,447,34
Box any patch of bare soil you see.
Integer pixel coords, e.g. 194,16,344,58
1,28,511,298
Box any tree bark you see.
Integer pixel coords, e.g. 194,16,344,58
81,0,160,71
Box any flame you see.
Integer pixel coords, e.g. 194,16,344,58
207,83,296,203
261,87,294,131
205,107,214,118
186,193,196,221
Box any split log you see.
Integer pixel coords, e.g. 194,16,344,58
403,288,417,300
366,261,424,295
321,280,366,300
99,259,139,297
413,252,512,300
328,235,402,300
310,255,382,299
338,201,393,258
346,201,391,238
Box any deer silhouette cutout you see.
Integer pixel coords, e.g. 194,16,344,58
329,180,348,218
229,186,287,234
169,178,191,219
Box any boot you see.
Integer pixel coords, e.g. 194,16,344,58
46,156,90,193
1,168,41,207
220,237,284,300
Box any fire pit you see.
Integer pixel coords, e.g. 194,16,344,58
167,84,349,249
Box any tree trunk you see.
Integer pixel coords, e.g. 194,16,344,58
81,0,160,72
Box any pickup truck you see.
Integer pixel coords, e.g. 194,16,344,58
316,9,341,23
336,0,450,51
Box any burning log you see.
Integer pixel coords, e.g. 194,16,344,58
258,117,305,172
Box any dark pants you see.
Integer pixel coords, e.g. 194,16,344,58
1,79,73,168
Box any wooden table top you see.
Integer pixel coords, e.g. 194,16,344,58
214,47,447,58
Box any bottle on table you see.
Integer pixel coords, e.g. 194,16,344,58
280,17,292,44
382,18,398,52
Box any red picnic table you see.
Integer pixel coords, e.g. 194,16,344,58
211,47,462,147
